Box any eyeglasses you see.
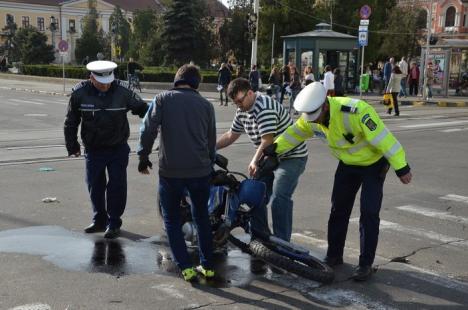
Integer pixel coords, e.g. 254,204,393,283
233,92,248,105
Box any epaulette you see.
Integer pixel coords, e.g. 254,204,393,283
116,79,130,89
71,81,88,92
341,105,358,113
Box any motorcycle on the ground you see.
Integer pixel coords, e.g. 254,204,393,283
159,153,334,284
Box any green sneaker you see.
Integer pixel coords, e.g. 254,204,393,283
196,265,215,278
181,267,197,281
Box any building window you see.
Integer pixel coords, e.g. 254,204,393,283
37,17,45,31
69,19,76,33
445,6,456,27
6,14,14,24
22,16,30,28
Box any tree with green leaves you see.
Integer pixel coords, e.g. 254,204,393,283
219,0,251,66
11,27,54,64
161,0,214,66
75,0,106,63
110,6,131,60
0,14,17,61
378,4,426,61
128,9,161,63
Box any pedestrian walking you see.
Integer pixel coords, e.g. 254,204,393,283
268,66,281,100
249,65,260,92
289,65,301,113
216,77,308,242
64,60,148,239
302,65,314,86
334,68,344,96
274,82,412,281
279,64,291,105
218,63,232,106
137,64,216,282
398,56,408,97
385,65,404,116
323,65,335,96
425,62,434,99
383,57,394,89
408,62,420,96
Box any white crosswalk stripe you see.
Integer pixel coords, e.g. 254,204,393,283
10,98,44,105
439,194,468,204
396,205,468,224
349,217,468,248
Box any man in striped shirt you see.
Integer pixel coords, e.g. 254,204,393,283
216,78,308,242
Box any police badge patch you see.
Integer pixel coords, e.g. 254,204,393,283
365,118,377,131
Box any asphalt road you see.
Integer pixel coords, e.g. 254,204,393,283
1,82,468,310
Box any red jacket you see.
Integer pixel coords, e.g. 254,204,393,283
409,66,420,81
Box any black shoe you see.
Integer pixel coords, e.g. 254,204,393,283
104,227,121,239
84,223,106,233
250,258,268,274
324,256,344,267
351,265,373,281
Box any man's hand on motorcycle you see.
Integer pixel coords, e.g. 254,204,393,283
138,158,153,174
248,160,258,177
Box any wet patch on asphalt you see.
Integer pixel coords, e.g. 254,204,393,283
0,226,261,287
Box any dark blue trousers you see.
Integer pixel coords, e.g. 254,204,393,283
326,157,389,267
158,175,213,270
85,144,130,229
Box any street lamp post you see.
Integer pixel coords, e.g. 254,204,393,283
250,0,259,67
49,16,57,51
422,0,434,100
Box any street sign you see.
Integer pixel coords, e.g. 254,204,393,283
359,25,368,32
360,19,369,26
58,40,68,52
358,31,368,47
59,51,67,57
360,5,372,19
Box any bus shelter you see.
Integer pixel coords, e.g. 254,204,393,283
421,38,468,97
282,23,358,91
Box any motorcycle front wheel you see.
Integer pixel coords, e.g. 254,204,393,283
249,239,334,284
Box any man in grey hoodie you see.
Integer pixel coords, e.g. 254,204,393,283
137,64,216,282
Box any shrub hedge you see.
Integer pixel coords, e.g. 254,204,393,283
21,63,220,83
20,63,267,84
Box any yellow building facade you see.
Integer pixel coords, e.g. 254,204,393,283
0,0,134,63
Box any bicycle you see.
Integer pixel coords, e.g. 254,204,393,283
158,154,334,284
128,70,142,93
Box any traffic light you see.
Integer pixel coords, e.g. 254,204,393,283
247,12,257,40
429,35,438,45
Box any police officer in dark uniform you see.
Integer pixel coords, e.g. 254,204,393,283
64,60,148,239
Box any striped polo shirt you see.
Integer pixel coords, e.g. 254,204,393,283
230,93,308,159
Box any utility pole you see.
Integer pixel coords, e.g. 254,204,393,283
422,0,434,100
271,23,275,66
251,0,259,67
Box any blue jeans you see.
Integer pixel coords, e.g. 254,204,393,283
158,175,213,270
85,143,130,229
253,156,307,241
399,78,407,97
426,84,433,98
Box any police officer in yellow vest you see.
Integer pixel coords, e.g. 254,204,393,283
274,82,412,281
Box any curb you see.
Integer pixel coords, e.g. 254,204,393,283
356,97,468,108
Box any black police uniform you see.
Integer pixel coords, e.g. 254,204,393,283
64,80,148,229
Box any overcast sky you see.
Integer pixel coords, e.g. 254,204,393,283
221,0,230,8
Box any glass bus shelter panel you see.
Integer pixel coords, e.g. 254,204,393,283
286,49,296,67
300,50,313,77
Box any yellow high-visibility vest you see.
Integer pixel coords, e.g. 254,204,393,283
275,97,408,171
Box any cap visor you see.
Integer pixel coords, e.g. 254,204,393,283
302,106,322,122
92,72,114,84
